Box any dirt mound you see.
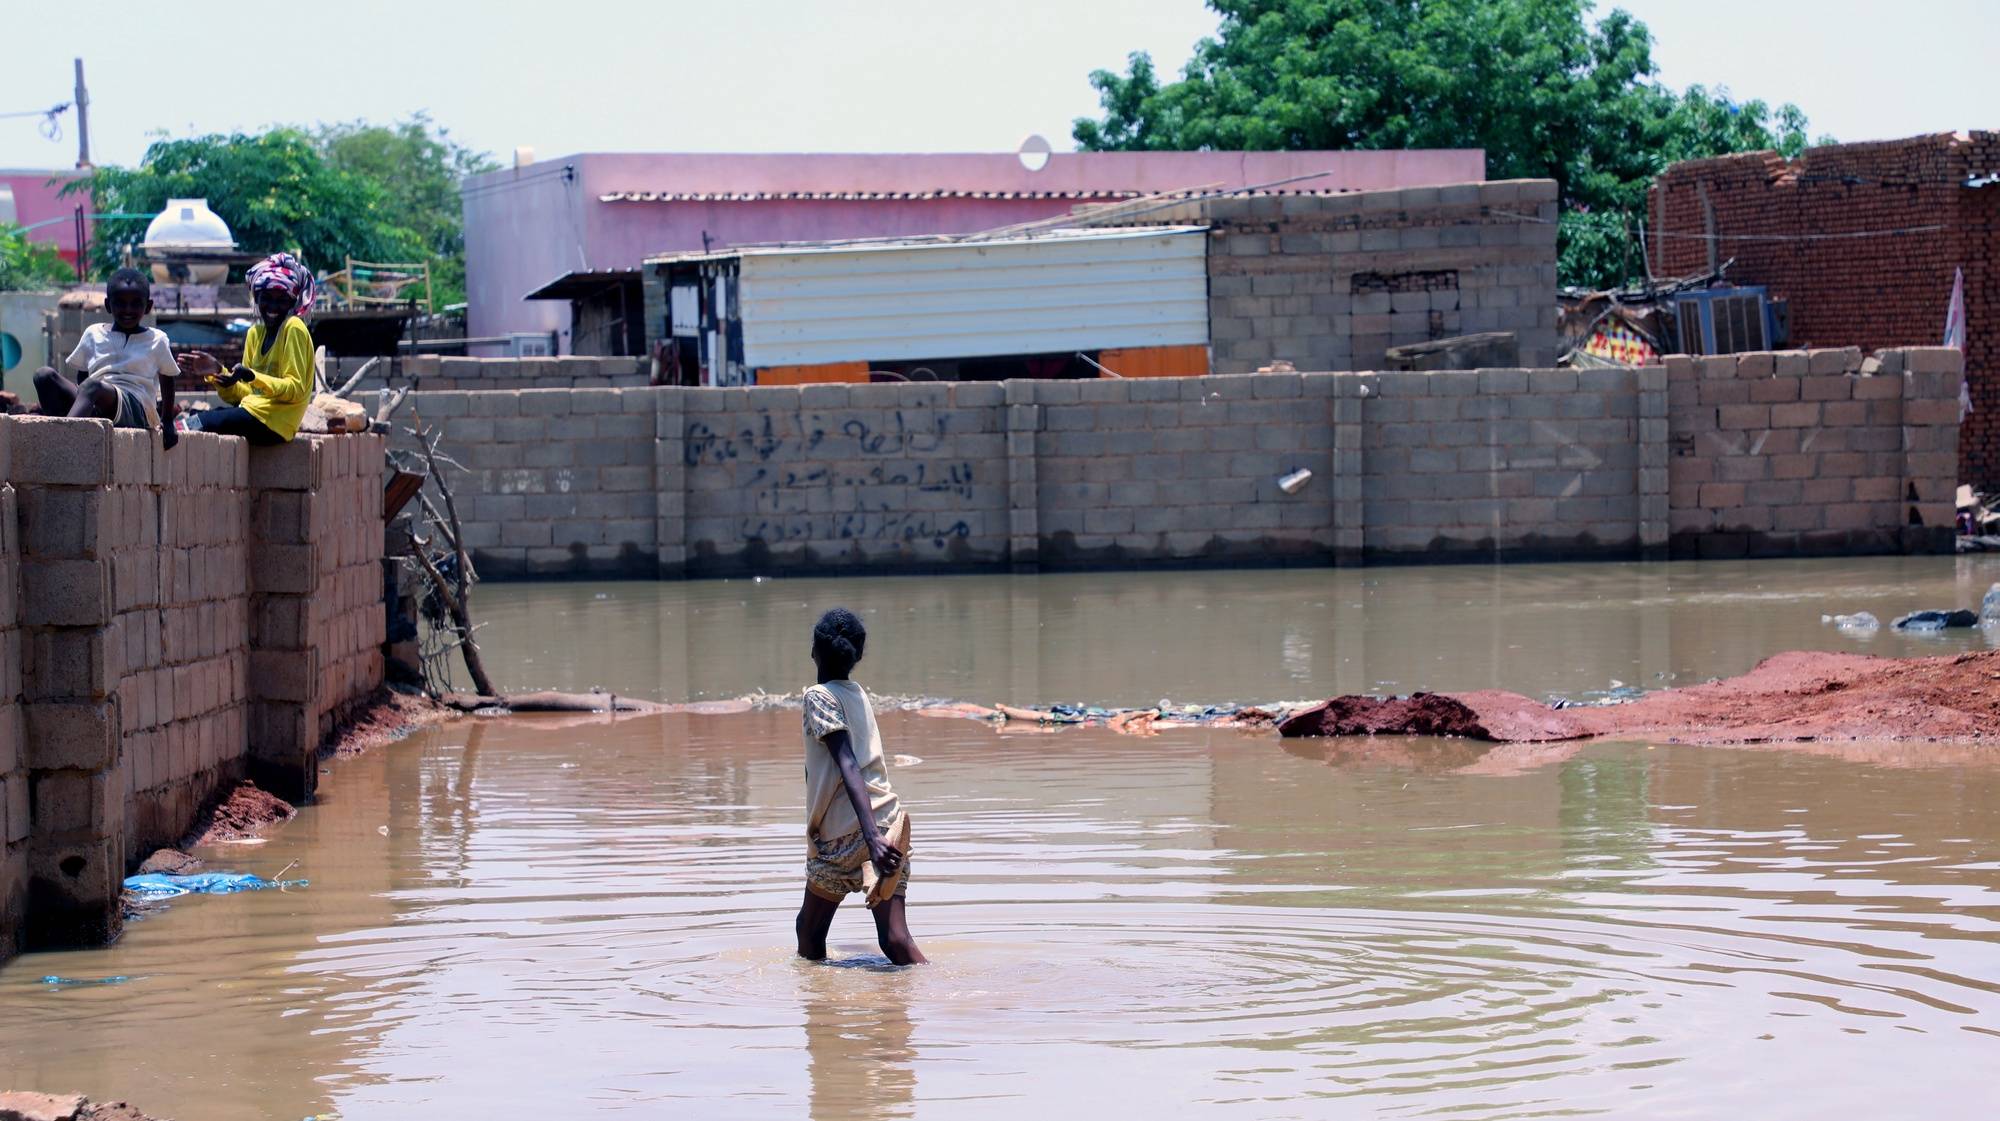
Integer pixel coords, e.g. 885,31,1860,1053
1279,649,2000,747
1279,693,1492,739
1563,648,2000,744
330,686,454,757
183,782,295,847
0,1092,165,1121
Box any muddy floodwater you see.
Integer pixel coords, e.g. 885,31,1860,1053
5,558,2000,1119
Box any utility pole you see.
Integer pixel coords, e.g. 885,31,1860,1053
73,58,91,169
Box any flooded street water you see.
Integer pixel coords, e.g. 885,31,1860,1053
472,556,2000,706
4,558,2000,1119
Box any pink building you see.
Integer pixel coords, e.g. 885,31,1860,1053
460,150,1486,354
0,169,88,269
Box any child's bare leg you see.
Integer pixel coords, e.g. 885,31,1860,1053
796,888,839,961
158,372,178,449
31,367,76,415
870,896,926,965
67,380,119,421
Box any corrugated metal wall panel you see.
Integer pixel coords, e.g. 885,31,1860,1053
737,230,1208,367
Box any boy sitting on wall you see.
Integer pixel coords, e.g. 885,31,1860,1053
34,268,182,449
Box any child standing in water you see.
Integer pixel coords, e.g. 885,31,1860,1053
178,252,316,445
796,608,926,965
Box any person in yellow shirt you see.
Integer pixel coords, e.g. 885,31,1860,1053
178,252,317,444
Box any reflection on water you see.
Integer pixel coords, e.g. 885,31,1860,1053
470,556,2000,706
2,709,1997,1120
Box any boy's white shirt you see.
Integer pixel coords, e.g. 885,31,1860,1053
65,323,177,428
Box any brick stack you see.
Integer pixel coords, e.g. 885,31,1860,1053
1129,181,1562,373
245,435,386,802
108,431,250,864
1648,133,1999,488
1664,347,1961,557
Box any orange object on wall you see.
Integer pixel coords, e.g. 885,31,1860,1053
754,361,871,386
1096,345,1210,377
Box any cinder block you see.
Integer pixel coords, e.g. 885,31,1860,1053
1749,378,1801,404
1734,353,1776,378
25,627,118,701
31,769,122,835
18,489,103,558
22,560,109,625
24,700,118,770
9,416,112,485
247,439,321,490
1770,403,1821,428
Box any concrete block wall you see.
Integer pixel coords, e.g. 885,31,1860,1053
331,355,650,394
0,420,385,956
1666,346,1963,557
0,425,21,957
680,382,1012,573
1349,365,1664,559
1127,181,1562,373
246,435,388,801
1022,375,1335,567
385,389,660,578
383,356,1953,579
106,431,251,867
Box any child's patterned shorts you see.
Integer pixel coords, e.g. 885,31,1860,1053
806,824,909,903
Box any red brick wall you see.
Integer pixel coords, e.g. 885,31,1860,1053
1648,133,2000,488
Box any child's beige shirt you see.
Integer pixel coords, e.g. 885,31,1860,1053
801,680,901,841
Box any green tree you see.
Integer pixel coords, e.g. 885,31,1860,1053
1074,0,1823,288
0,224,76,291
318,113,497,307
74,128,423,284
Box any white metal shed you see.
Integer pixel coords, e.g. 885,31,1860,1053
727,226,1209,368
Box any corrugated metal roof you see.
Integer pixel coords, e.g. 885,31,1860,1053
601,189,1142,203
646,224,1207,266
735,227,1208,367
523,268,641,301
604,187,1371,204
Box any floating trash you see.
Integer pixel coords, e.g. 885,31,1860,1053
40,975,131,989
1822,611,1880,633
122,872,306,900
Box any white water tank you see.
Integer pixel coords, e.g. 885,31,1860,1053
143,198,234,284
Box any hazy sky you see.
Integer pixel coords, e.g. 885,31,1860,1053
0,0,1986,172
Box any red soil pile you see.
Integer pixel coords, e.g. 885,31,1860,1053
1280,649,2000,746
329,686,454,758
1563,648,2000,744
1279,693,1491,738
0,1093,165,1121
183,782,295,847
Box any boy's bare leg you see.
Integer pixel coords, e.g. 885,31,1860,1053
32,366,77,415
68,380,119,420
796,888,839,961
871,896,927,965
158,372,178,449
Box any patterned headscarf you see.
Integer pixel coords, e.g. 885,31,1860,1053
246,252,317,316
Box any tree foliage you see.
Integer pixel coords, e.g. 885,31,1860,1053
319,113,497,307
77,129,417,281
0,223,76,291
73,116,495,306
1073,0,1824,288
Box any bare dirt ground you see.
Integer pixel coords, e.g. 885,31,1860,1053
1280,649,2000,746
